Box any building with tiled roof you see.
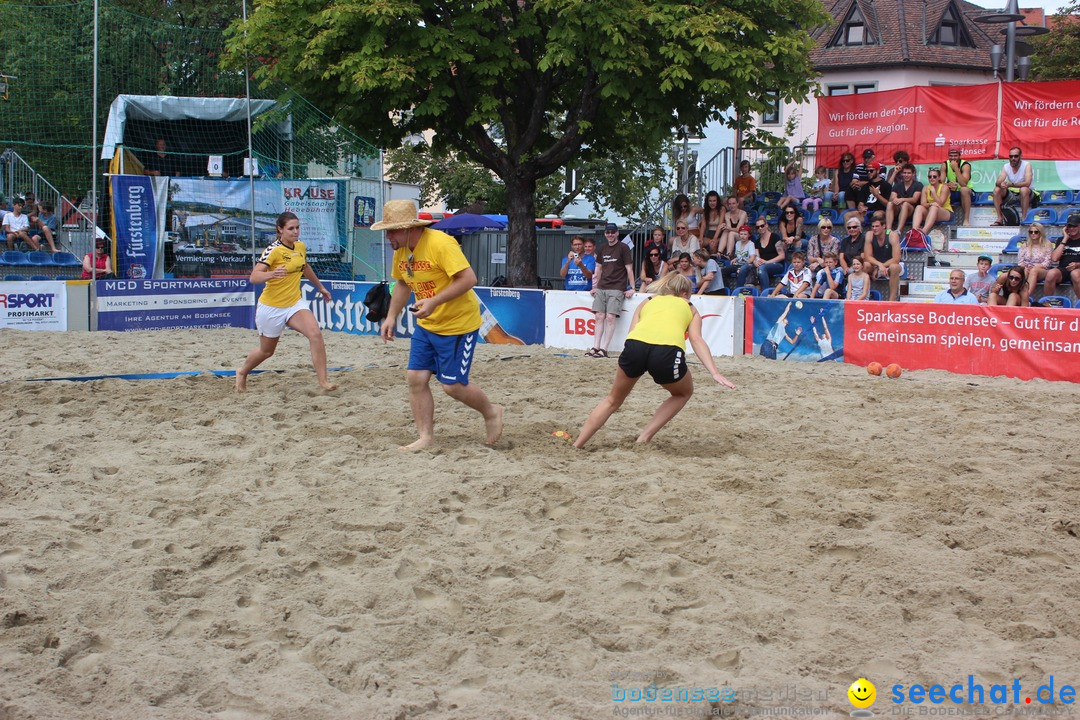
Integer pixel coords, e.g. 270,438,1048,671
747,0,1045,150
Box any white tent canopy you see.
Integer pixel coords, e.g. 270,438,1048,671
100,95,278,160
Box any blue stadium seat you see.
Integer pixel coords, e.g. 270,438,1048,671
1,250,32,266
745,210,759,224
3,274,27,281
26,250,54,265
1002,235,1024,255
867,290,882,301
1049,235,1064,247
1060,207,1080,223
1074,298,1080,309
974,191,993,206
29,275,52,281
762,191,781,203
1024,208,1057,225
989,262,1015,277
1041,189,1072,205
1036,295,1071,308
732,285,758,297
50,251,82,267
762,206,781,225
805,209,820,226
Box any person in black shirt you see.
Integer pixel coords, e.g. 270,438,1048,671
143,138,178,177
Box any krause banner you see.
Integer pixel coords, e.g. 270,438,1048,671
96,278,254,331
307,281,545,345
0,280,67,331
545,291,738,356
842,302,1080,384
170,179,344,255
110,175,166,280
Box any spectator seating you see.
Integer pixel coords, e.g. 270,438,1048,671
27,250,54,265
1024,208,1057,225
900,231,933,252
1042,190,1072,205
805,209,820,226
51,252,82,268
867,290,882,301
1036,295,1072,308
1002,235,1024,255
975,191,993,206
1075,298,1080,309
1,250,32,267
731,286,758,297
29,275,52,281
761,206,781,225
762,191,781,204
990,262,1015,277
3,274,27,281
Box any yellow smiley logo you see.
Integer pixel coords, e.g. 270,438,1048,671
848,678,876,709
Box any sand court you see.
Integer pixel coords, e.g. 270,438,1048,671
1,327,1079,719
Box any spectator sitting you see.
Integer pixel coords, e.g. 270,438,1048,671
29,202,59,253
807,216,840,273
770,251,811,298
4,199,35,250
855,163,891,218
668,219,700,261
701,191,725,256
669,252,698,294
717,196,748,258
804,165,831,213
672,194,704,243
691,248,725,296
933,269,979,304
733,160,756,209
777,205,806,255
864,211,902,302
886,163,923,233
966,255,996,304
885,150,910,186
639,245,667,291
941,147,974,226
847,148,877,207
912,168,952,235
644,226,670,264
988,266,1028,307
834,152,857,209
812,252,845,300
777,162,807,212
81,238,116,279
144,138,178,177
736,219,785,291
845,257,870,300
560,235,595,291
838,215,866,277
1016,222,1053,299
992,146,1035,226
1043,212,1080,296
723,225,757,287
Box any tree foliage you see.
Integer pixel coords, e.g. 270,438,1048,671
1030,3,1080,81
230,0,828,286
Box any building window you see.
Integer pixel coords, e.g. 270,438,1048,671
828,4,874,47
929,4,973,47
761,91,780,125
827,82,878,96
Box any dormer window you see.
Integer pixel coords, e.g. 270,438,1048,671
828,4,874,47
929,4,974,47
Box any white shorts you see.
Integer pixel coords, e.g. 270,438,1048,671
255,298,310,338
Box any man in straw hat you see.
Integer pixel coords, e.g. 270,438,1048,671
373,200,504,450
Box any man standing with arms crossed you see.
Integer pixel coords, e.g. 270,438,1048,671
375,200,503,451
586,223,635,358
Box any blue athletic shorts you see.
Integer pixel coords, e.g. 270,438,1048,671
408,325,478,385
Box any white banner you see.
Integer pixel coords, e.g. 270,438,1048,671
0,281,68,331
543,290,737,356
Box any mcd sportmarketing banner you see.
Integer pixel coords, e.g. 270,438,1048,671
96,278,255,331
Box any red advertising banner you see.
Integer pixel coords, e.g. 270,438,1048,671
1000,79,1080,161
817,85,997,165
843,302,1080,383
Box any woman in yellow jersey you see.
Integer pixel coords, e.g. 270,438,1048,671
573,273,735,448
235,211,338,392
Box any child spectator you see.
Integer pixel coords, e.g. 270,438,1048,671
845,256,870,300
29,202,59,253
813,253,844,299
692,249,725,296
771,251,811,298
804,165,831,212
733,160,756,208
3,199,33,251
966,254,996,304
723,225,757,287
777,162,807,212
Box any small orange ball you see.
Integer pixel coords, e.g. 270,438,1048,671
885,363,903,378
867,362,883,376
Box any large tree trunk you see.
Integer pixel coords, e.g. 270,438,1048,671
504,170,538,288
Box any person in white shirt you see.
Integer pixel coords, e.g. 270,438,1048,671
4,199,34,251
770,251,812,298
934,269,979,305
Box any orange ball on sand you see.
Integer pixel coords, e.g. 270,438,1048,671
885,363,903,378
867,362,883,376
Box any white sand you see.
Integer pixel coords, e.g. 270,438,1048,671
1,327,1079,719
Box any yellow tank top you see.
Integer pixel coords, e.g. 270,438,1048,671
257,240,307,308
626,295,692,350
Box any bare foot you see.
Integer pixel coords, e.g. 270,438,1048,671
484,404,504,445
398,437,434,452
320,381,339,392
234,369,247,393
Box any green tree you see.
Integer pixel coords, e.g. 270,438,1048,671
1030,3,1080,80
230,0,828,286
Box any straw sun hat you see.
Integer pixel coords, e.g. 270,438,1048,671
369,200,434,231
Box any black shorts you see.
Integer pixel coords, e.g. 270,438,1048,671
619,339,688,385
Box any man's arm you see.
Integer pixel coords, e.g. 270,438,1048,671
591,262,602,294
380,279,414,341
624,263,635,296
1019,163,1033,188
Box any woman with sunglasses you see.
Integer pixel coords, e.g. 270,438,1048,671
1016,221,1054,300
640,245,667,291
807,216,840,273
989,267,1028,307
736,220,785,290
668,219,700,261
777,205,806,255
672,193,704,243
838,215,866,276
236,211,337,393
81,238,115,279
701,191,725,255
912,168,953,235
834,153,856,209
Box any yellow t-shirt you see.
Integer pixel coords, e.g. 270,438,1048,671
391,228,481,335
257,240,307,308
626,295,692,350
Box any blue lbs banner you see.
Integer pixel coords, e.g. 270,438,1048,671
109,175,164,279
749,297,845,362
306,281,545,345
96,279,255,331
